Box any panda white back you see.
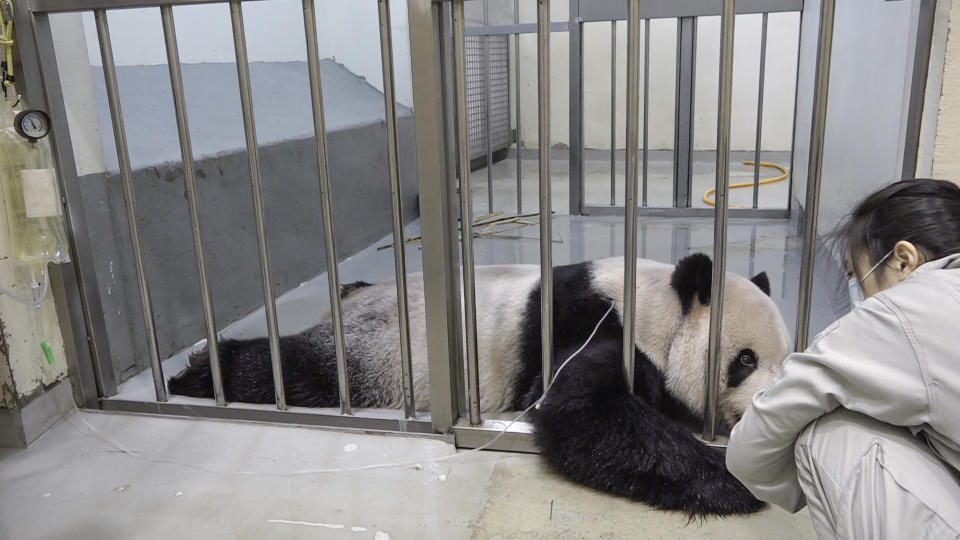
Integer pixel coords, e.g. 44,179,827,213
333,256,788,421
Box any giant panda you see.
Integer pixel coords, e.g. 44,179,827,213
168,253,790,516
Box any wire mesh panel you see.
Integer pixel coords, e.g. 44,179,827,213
466,35,510,161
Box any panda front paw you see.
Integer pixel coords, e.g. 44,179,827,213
684,469,765,517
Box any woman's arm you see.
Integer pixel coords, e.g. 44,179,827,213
726,295,931,512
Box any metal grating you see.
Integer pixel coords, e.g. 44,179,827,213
466,34,511,161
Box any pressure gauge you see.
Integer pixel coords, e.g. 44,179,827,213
14,109,51,142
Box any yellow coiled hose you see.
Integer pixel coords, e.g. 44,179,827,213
702,160,788,207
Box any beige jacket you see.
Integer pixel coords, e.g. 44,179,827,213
727,254,960,512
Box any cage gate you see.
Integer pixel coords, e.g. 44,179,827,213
16,0,836,453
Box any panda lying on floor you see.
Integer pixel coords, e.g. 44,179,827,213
169,253,790,516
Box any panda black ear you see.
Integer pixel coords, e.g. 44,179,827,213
750,272,771,296
671,253,713,315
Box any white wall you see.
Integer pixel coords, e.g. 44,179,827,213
52,13,106,177
580,18,677,151
509,9,799,151
693,14,799,152
791,0,924,236
80,0,414,107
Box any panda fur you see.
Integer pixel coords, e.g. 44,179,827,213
168,253,790,517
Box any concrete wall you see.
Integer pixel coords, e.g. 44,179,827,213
80,0,414,109
0,195,73,445
77,61,420,382
914,0,952,179
791,0,924,237
0,15,83,448
933,0,960,181
0,159,73,446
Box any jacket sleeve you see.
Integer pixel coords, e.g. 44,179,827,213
726,296,932,512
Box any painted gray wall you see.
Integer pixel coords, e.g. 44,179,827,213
786,0,924,334
78,60,418,384
791,0,922,236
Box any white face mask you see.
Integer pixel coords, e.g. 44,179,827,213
847,276,865,308
848,250,894,308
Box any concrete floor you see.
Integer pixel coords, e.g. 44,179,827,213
2,154,834,539
0,410,816,539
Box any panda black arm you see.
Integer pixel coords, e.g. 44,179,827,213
530,339,764,517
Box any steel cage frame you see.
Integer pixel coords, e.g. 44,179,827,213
18,0,877,450
568,0,804,218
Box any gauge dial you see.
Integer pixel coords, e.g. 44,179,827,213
14,109,51,142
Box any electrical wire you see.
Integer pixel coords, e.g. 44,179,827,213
0,261,49,308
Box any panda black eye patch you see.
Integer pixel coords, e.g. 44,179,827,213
727,349,758,388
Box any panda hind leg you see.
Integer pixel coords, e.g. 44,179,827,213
530,339,764,517
167,334,341,408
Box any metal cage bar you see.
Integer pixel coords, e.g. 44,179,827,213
642,18,650,207
303,0,352,414
902,0,937,180
622,0,640,391
673,17,696,208
230,0,286,410
538,0,553,391
94,10,166,402
796,0,837,352
467,21,569,36
579,0,803,22
407,0,462,433
610,20,617,206
752,12,768,209
582,205,788,219
28,0,805,16
437,0,468,418
160,5,225,406
33,0,247,12
514,0,522,214
100,399,436,433
452,0,482,426
703,0,735,441
377,0,417,419
786,11,804,213
568,0,584,215
483,0,494,213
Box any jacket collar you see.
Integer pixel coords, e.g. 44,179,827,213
916,253,960,273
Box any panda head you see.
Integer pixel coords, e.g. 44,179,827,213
667,253,790,427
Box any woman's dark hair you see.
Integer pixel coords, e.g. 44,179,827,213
831,179,960,274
